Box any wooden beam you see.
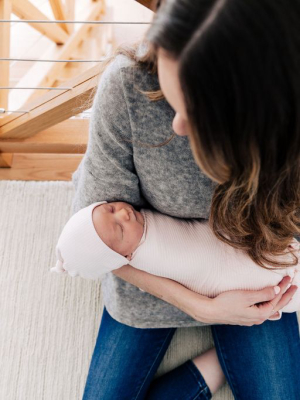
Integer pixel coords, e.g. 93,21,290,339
49,0,68,33
0,153,82,180
0,63,102,139
65,0,75,34
135,0,157,11
0,119,88,153
100,0,106,14
8,0,105,110
12,0,69,44
0,152,13,167
0,0,12,110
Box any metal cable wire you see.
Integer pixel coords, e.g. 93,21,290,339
0,87,72,90
0,20,151,24
0,108,30,114
0,108,94,115
0,109,94,115
0,19,150,114
0,58,105,62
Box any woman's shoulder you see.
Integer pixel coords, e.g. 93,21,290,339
101,53,136,81
98,50,160,97
93,49,173,138
91,53,139,118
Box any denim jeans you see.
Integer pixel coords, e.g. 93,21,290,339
82,307,300,400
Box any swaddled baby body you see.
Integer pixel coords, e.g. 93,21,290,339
51,200,300,395
52,201,300,316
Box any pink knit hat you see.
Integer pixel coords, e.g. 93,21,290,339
50,201,129,280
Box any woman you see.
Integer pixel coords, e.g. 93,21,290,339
72,0,300,398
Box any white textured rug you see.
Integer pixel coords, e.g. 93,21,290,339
4,180,296,399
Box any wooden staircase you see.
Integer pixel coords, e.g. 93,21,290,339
0,0,154,181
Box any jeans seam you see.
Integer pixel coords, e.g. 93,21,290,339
192,388,211,400
133,328,175,400
211,327,240,400
186,362,212,400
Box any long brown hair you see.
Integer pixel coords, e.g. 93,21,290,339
145,0,300,269
91,0,300,269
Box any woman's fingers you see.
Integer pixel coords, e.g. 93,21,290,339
209,276,297,326
249,283,298,322
268,310,282,320
264,275,294,309
246,275,291,306
271,284,298,312
254,285,298,321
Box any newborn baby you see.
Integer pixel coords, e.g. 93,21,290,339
51,201,300,315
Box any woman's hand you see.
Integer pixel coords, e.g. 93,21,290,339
195,276,298,326
113,266,298,326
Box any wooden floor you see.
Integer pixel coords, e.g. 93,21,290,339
0,0,153,181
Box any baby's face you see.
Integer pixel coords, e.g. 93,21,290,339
92,202,144,260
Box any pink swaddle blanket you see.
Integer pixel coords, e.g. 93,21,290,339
129,210,300,316
51,203,300,318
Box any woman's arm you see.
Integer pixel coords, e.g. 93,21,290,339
71,56,148,216
113,265,213,322
113,265,297,325
71,56,297,325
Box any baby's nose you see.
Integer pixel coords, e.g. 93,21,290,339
118,208,130,221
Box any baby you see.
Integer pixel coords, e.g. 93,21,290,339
51,201,300,316
51,200,300,395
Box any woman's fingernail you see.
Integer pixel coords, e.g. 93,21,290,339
274,286,281,294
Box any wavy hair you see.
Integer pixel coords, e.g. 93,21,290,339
90,0,300,269
144,0,300,269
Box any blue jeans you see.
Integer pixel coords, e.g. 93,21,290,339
82,307,300,400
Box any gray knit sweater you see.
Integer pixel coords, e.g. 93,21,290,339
71,53,217,328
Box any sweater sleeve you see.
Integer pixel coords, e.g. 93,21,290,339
71,56,148,216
